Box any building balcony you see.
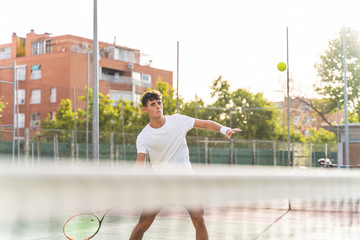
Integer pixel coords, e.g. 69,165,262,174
100,73,151,88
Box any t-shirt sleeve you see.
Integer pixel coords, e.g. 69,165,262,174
178,114,195,131
136,135,147,154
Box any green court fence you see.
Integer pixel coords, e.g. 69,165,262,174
0,128,336,167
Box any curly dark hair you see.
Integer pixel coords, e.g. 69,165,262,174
141,90,162,107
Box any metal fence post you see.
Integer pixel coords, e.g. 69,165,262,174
121,100,126,162
71,130,75,162
309,143,312,167
116,145,119,162
234,148,237,164
194,103,201,163
325,143,328,159
205,137,209,164
230,138,234,164
31,142,34,167
37,136,40,165
252,140,256,165
110,132,114,162
273,141,276,166
76,143,79,161
24,128,30,161
53,134,58,160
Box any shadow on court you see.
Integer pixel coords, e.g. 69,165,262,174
2,204,360,240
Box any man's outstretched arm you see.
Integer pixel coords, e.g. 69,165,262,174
193,119,242,139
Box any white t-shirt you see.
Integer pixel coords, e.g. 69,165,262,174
136,114,195,171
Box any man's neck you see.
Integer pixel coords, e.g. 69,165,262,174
149,115,166,128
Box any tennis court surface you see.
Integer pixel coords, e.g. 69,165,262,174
1,163,360,240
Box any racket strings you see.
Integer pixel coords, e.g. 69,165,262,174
64,214,100,240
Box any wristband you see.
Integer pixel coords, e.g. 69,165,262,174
220,126,231,135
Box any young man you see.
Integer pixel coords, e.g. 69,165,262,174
129,90,241,240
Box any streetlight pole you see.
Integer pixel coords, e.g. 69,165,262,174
86,52,90,161
343,26,350,167
92,0,99,163
176,41,179,113
286,27,291,167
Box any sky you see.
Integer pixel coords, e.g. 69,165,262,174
1,0,360,104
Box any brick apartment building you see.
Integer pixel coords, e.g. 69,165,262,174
0,30,172,130
274,97,345,137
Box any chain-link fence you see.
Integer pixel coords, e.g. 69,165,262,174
0,128,336,167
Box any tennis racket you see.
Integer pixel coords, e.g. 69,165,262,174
63,209,110,240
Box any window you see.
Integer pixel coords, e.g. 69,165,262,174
31,64,41,79
32,40,52,55
109,91,133,106
30,89,41,104
49,112,56,120
305,116,312,125
30,113,41,128
0,47,11,60
16,89,25,105
50,87,56,103
15,113,25,128
132,71,141,81
112,47,136,63
293,116,300,126
16,66,26,81
142,74,152,83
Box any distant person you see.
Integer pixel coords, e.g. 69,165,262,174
129,90,241,240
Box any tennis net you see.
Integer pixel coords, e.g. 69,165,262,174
1,163,359,240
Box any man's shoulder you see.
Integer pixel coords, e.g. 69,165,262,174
168,113,193,120
167,114,195,129
137,125,151,138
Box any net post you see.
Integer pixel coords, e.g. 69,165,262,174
288,198,292,210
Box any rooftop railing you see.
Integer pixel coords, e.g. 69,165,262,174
100,73,151,88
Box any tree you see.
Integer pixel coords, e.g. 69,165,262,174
0,98,6,123
315,27,360,122
186,76,282,140
181,95,218,138
41,99,75,142
231,89,281,140
155,79,178,116
42,89,119,142
77,88,117,133
42,99,74,130
43,80,180,139
113,98,145,133
305,127,337,144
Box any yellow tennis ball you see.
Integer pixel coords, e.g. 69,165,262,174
277,62,287,71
